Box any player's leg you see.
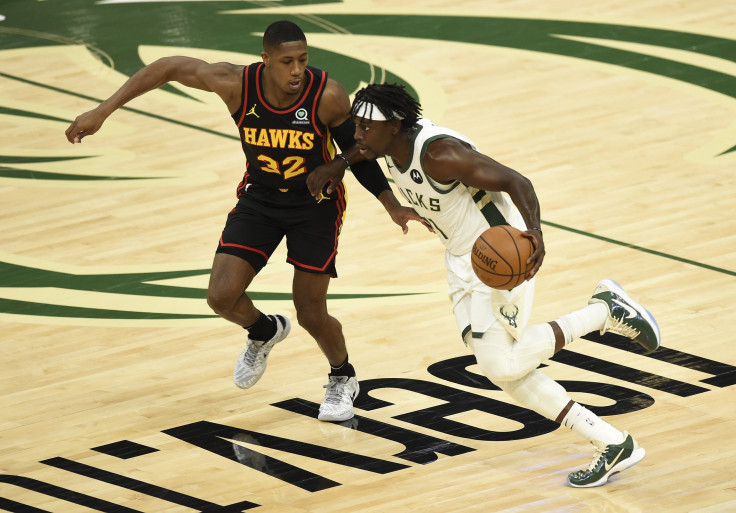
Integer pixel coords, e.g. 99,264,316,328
207,252,259,327
491,369,645,487
470,305,647,487
292,270,358,422
474,282,657,378
285,186,357,421
453,251,645,487
291,270,347,366
208,197,291,389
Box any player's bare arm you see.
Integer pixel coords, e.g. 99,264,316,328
307,79,378,195
317,78,373,164
65,57,242,143
423,138,545,276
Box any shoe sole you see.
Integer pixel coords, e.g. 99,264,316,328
233,317,291,389
568,447,646,488
317,381,360,422
600,279,661,353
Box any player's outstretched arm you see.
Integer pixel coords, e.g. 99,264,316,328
65,57,239,143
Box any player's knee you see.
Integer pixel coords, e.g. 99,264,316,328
295,304,321,332
206,286,236,315
295,301,330,333
475,354,523,383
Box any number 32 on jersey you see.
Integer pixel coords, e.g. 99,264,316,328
257,155,307,180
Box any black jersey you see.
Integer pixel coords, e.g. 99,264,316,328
231,63,336,200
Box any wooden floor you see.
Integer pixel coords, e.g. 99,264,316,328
2,0,735,511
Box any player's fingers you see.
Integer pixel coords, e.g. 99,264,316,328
307,174,322,196
65,123,77,143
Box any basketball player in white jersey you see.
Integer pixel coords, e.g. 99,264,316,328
310,83,661,488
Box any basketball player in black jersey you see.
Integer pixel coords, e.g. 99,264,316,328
65,21,425,422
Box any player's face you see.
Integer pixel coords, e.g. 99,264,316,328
263,41,308,96
353,117,396,159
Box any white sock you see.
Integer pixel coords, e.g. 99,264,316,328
561,402,625,445
554,303,608,346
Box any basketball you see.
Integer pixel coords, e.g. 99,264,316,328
471,225,535,290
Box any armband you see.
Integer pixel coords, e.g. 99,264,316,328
351,160,390,198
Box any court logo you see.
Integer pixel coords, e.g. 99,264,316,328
1,1,734,326
8,347,736,510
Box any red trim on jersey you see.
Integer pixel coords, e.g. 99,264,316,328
321,133,332,163
332,181,347,249
236,171,249,198
311,70,327,139
236,160,251,198
219,236,269,259
255,63,313,114
235,65,251,127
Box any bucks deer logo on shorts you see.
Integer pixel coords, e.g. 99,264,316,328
499,304,519,328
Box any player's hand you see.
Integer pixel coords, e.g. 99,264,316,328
522,229,545,279
307,161,345,200
65,108,107,144
389,205,434,235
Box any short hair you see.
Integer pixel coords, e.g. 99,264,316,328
263,20,306,50
352,83,422,132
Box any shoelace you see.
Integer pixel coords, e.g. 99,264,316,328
243,340,266,366
322,380,346,405
605,315,640,339
584,447,606,472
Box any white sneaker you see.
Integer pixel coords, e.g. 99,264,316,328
317,375,360,422
233,315,290,389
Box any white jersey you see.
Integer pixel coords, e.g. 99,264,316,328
384,118,526,256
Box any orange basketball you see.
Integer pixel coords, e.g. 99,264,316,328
471,225,535,290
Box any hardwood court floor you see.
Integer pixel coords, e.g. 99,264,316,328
1,1,735,511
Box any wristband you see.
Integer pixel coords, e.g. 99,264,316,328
335,153,351,167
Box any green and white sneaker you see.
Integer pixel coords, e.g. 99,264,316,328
568,432,645,488
589,279,661,353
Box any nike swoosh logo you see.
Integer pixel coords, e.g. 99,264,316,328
604,448,625,472
612,298,638,319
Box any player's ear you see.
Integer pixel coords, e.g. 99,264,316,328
261,51,270,66
391,118,401,134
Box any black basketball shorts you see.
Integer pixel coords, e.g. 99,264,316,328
216,187,347,277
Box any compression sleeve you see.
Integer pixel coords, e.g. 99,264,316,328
331,118,390,198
